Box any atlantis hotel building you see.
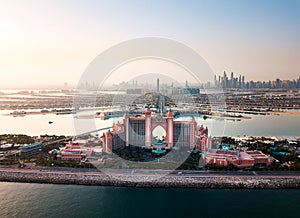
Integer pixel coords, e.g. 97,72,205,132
101,109,212,154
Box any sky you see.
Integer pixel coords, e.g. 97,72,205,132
0,0,299,88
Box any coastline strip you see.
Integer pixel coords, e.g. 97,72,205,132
1,169,300,189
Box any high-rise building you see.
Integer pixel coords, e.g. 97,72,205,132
230,72,234,88
242,76,245,88
214,75,217,87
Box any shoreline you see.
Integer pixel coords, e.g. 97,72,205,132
1,169,300,189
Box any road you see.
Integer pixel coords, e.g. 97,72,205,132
42,126,111,147
1,166,300,178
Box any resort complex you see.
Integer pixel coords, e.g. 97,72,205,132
98,109,277,169
100,109,212,154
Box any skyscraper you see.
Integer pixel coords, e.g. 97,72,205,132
242,76,245,88
214,75,217,87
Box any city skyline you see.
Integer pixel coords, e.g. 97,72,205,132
0,0,300,88
78,72,300,90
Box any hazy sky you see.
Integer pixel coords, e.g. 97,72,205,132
0,0,299,88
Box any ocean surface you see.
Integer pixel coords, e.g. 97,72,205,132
0,182,299,218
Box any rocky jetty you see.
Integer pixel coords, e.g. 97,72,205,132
1,170,300,188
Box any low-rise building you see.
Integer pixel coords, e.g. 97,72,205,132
20,142,42,154
204,149,273,168
57,143,87,161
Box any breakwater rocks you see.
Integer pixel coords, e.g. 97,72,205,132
1,170,300,189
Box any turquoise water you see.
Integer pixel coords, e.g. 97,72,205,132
0,182,300,218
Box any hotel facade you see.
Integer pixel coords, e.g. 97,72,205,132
101,109,212,153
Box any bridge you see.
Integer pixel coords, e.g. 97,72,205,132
42,126,112,147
